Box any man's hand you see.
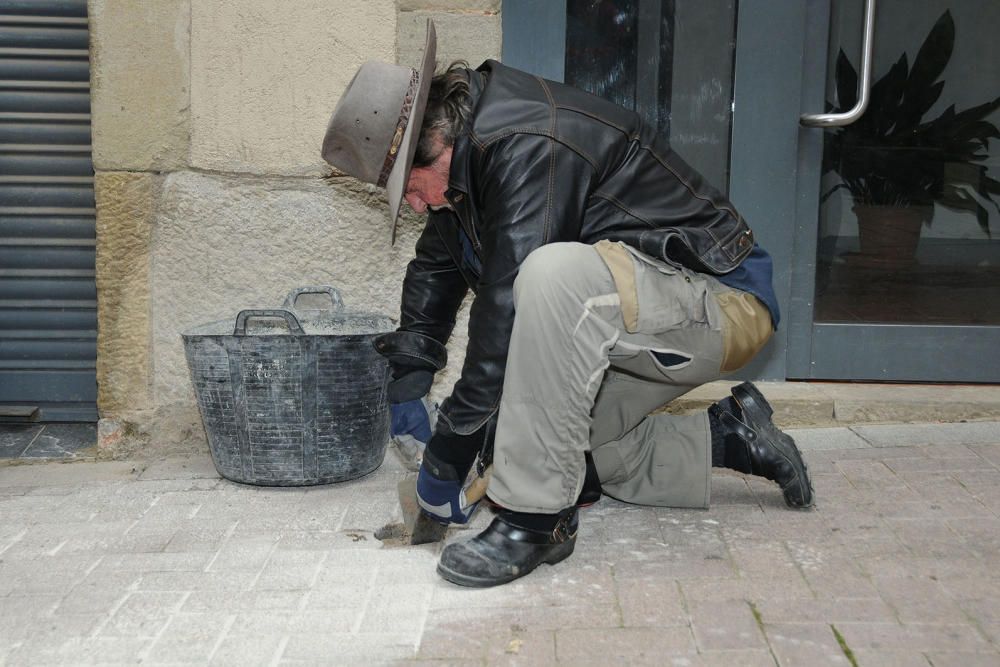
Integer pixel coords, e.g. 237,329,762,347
416,448,480,525
389,397,435,471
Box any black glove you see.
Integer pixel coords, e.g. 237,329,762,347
426,417,496,480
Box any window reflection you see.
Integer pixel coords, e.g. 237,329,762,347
816,2,1000,325
564,0,736,193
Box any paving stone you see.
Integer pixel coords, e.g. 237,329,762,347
143,612,234,663
883,455,986,473
968,443,1000,467
96,591,188,639
834,621,989,652
481,629,558,667
2,555,100,595
680,574,814,603
887,519,976,559
99,551,213,572
252,549,327,591
209,635,288,667
209,634,286,666
615,575,686,627
228,610,358,636
417,625,511,661
665,649,777,666
2,425,998,662
183,589,305,613
136,570,256,593
850,649,932,666
873,575,969,624
56,571,139,614
754,597,897,624
709,473,755,504
139,455,222,480
958,598,1000,644
689,600,765,651
787,427,870,451
0,460,139,486
4,636,150,666
280,632,417,662
357,584,434,635
798,564,881,600
0,424,42,458
20,424,97,459
24,612,106,643
763,622,851,666
555,627,696,664
853,422,1000,448
924,650,1000,666
164,524,236,553
206,536,278,572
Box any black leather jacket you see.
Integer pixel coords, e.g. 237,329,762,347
397,61,755,435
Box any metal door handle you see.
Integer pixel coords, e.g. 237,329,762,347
801,0,876,127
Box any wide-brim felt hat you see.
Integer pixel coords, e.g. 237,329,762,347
321,20,437,242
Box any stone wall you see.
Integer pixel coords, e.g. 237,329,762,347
88,1,502,451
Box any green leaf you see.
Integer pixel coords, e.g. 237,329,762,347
907,10,954,93
939,184,990,236
867,55,909,136
835,50,858,111
898,81,944,129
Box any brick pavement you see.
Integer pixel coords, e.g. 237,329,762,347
1,422,999,665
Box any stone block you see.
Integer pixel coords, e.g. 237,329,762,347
764,622,852,666
96,591,187,639
147,171,424,450
787,426,870,451
923,653,1000,667
145,613,233,663
206,536,278,572
689,600,766,651
834,622,989,653
397,9,502,70
95,172,155,421
398,0,500,11
554,627,696,663
89,0,190,170
853,421,1000,447
280,632,416,662
190,0,395,176
209,635,285,666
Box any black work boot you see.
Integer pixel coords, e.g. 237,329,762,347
436,508,578,587
709,382,815,509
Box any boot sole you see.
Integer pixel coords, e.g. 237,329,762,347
436,538,577,588
732,383,815,509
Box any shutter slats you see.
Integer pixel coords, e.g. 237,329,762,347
0,0,96,421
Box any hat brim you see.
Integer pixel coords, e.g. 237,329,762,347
384,20,437,243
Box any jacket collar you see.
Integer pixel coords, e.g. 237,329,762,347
445,68,485,200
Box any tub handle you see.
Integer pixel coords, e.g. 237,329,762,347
282,286,345,312
234,309,305,336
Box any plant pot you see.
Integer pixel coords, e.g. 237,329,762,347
852,205,932,269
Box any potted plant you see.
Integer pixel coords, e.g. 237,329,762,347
822,9,1000,267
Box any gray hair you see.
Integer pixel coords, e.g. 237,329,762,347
413,62,472,167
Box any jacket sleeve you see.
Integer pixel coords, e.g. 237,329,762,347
437,134,595,435
394,210,469,365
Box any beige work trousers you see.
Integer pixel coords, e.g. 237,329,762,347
487,241,771,514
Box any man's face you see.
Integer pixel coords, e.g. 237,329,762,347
404,145,453,214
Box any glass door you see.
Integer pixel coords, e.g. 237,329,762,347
503,0,1000,382
788,0,1000,381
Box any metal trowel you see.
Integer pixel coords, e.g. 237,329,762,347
397,465,493,545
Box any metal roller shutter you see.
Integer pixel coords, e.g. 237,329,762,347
0,0,96,422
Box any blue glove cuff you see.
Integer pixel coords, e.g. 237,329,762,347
390,399,433,443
